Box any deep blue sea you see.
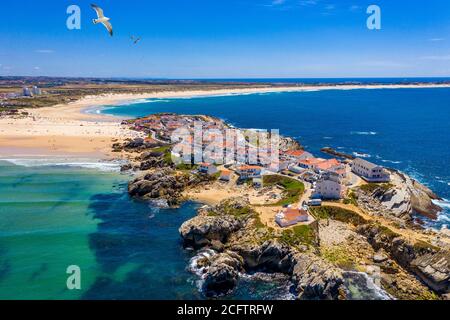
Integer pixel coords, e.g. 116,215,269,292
1,86,449,299
103,88,450,228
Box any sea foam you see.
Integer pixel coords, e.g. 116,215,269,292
1,158,124,172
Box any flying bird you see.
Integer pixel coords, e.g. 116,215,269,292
91,4,113,36
130,36,142,44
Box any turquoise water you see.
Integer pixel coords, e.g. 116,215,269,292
0,161,291,300
1,87,449,299
102,88,450,229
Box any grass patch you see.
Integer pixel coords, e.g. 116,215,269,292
343,190,358,206
309,206,367,225
279,225,316,247
321,246,356,270
176,163,198,171
359,183,394,194
263,175,305,206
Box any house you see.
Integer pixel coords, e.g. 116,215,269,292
236,165,262,180
351,158,390,182
22,87,32,97
288,165,304,174
314,159,342,173
275,207,309,227
219,169,232,182
198,162,218,175
313,172,346,200
283,149,313,162
299,158,326,170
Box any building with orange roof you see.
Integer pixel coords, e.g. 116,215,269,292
236,165,263,180
275,207,309,227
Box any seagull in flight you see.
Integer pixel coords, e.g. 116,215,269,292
91,4,113,36
130,36,142,44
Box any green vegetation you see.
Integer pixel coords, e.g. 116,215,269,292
175,163,198,171
309,206,367,225
262,175,305,206
279,225,316,247
413,240,440,252
343,190,358,206
359,183,394,194
321,246,356,270
377,224,400,238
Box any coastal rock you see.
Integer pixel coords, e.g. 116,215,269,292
357,223,450,294
179,215,243,249
231,241,294,273
291,252,345,300
202,251,244,297
411,252,450,293
128,169,186,205
125,137,144,149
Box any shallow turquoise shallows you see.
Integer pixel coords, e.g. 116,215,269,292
0,161,293,300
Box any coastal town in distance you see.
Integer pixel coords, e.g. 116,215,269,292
1,0,450,309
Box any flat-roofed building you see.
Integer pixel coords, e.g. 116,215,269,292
351,158,390,182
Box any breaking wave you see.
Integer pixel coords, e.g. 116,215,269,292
350,131,378,135
1,158,125,172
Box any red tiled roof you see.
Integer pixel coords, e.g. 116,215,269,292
283,208,308,222
315,159,340,171
238,165,262,171
285,150,306,157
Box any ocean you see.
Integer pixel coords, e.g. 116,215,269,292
1,86,449,299
103,87,450,229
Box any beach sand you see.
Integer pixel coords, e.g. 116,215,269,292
1,83,450,159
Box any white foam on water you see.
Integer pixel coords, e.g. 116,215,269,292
352,152,371,158
351,131,378,136
381,159,402,164
1,158,125,172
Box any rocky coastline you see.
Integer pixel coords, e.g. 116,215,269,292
114,113,449,300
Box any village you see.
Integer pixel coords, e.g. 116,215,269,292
126,113,392,230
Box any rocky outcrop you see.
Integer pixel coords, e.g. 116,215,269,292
128,169,187,206
291,252,345,300
201,251,244,297
357,224,449,294
411,252,450,293
180,197,346,299
357,170,442,221
180,215,244,249
231,241,295,274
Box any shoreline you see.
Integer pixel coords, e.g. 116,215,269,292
1,83,450,160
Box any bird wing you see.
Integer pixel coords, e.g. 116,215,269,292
102,21,113,36
91,4,104,18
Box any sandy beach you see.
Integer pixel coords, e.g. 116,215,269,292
1,83,450,160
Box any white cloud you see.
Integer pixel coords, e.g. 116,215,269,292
428,38,444,42
34,66,41,70
35,49,54,54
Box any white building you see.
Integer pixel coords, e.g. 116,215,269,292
198,162,218,175
313,172,346,200
32,86,42,95
275,207,309,227
351,158,390,182
22,87,32,97
236,165,262,180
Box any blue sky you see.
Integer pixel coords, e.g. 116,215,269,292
1,0,450,78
